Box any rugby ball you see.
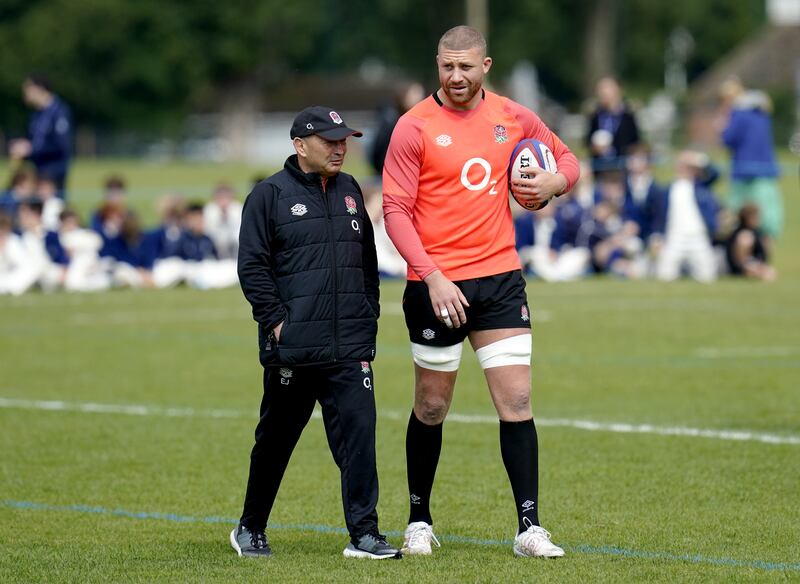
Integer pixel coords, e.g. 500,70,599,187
508,138,558,211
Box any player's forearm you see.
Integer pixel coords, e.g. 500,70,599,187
383,207,438,280
553,150,580,193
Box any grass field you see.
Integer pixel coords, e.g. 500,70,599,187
1,157,799,582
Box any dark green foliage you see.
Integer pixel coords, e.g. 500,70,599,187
0,0,767,130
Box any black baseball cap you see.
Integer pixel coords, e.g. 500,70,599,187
290,106,363,140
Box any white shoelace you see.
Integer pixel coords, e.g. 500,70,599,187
518,517,554,550
407,524,441,548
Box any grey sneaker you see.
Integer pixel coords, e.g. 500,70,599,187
230,523,272,557
343,532,402,559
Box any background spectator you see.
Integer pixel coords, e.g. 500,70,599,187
368,81,425,176
585,77,640,176
364,186,406,278
91,176,128,232
650,151,720,283
515,197,591,282
8,75,73,193
725,204,776,282
720,78,783,241
203,182,243,260
0,212,28,295
59,209,111,292
36,176,64,231
0,168,37,220
625,143,664,241
14,199,66,292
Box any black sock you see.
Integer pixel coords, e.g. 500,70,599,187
500,418,540,533
406,410,442,525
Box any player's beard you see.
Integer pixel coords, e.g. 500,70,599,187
446,80,481,105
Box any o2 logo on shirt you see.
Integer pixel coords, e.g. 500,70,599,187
460,157,499,195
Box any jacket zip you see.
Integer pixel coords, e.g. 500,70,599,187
321,180,339,361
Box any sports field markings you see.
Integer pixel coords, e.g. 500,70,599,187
2,499,798,572
694,346,800,358
68,308,249,326
59,303,547,323
1,396,798,446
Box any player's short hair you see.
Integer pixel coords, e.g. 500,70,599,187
437,25,487,56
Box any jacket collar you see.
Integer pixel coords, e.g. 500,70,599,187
284,155,338,189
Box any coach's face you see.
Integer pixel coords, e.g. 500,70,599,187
294,135,348,178
436,47,492,109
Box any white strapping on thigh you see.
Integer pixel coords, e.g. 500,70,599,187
474,334,532,369
411,341,464,372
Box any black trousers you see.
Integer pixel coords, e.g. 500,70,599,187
240,361,379,539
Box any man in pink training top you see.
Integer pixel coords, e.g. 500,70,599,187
382,25,579,558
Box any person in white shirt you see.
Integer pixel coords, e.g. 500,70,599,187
650,152,720,283
0,213,28,295
203,183,243,260
364,186,406,278
0,201,63,294
59,209,111,292
37,176,64,232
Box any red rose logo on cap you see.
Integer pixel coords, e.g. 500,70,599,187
329,111,343,124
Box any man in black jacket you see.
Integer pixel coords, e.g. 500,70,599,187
232,106,400,560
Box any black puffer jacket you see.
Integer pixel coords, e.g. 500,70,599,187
238,155,379,366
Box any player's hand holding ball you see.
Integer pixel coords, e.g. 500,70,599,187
509,138,567,211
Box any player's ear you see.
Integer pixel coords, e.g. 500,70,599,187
483,57,493,74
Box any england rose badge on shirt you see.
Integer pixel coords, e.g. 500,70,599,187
345,196,358,215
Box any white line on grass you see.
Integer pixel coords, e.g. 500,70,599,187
68,308,249,326
60,302,551,323
1,396,798,446
694,346,799,359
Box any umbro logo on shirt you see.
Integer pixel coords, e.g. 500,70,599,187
435,134,453,147
291,204,307,216
422,329,435,340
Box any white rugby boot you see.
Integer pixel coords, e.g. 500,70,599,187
513,518,565,558
402,521,441,555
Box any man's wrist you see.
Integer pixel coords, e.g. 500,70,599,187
422,269,443,283
555,173,569,196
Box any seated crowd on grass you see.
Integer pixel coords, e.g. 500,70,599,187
0,148,778,296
